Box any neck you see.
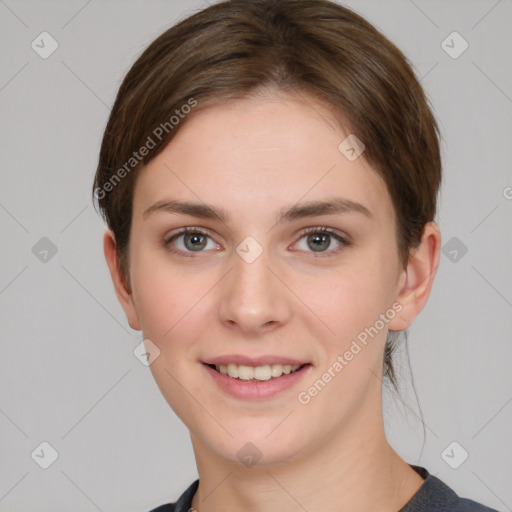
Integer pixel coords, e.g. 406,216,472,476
189,398,424,512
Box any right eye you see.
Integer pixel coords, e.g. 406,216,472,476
163,227,221,256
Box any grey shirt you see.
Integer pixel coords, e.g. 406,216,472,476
148,465,499,512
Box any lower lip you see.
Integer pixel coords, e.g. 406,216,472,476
203,363,312,399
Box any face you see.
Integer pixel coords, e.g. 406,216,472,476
113,91,415,467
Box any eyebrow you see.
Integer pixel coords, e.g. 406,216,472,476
142,197,372,224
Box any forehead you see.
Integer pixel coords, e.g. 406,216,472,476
132,92,395,226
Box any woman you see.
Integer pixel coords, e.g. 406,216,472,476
93,1,499,510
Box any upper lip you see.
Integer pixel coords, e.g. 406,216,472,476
203,355,310,366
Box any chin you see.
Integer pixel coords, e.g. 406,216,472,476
194,420,309,468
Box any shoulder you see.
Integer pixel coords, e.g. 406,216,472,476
401,466,499,512
427,476,499,512
146,479,199,512
428,476,499,512
451,497,500,512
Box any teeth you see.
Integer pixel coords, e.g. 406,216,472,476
215,363,302,380
227,364,238,378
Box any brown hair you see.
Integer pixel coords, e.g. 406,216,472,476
92,0,442,392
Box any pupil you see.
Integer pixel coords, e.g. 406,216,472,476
308,233,329,252
185,233,207,251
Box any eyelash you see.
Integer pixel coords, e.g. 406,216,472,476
163,226,351,258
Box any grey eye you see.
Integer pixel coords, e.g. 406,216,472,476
307,232,332,252
295,229,345,253
183,232,208,251
167,230,218,253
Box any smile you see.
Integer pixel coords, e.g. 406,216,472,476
210,363,305,380
203,361,312,399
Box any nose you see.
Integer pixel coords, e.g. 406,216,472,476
217,245,292,335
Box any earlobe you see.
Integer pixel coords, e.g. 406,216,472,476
103,230,142,331
388,222,441,332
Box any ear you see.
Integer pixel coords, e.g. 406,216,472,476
103,230,141,331
388,222,441,331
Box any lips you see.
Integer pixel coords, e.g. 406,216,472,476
203,354,310,367
201,354,312,398
203,360,312,399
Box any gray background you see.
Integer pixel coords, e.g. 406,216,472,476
0,0,511,511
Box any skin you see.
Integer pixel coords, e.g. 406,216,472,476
104,89,441,512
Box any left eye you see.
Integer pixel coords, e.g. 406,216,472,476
294,228,348,254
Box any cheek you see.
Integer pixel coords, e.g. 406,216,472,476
297,267,395,412
129,245,201,343
310,253,398,376
131,257,210,423
320,265,393,336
